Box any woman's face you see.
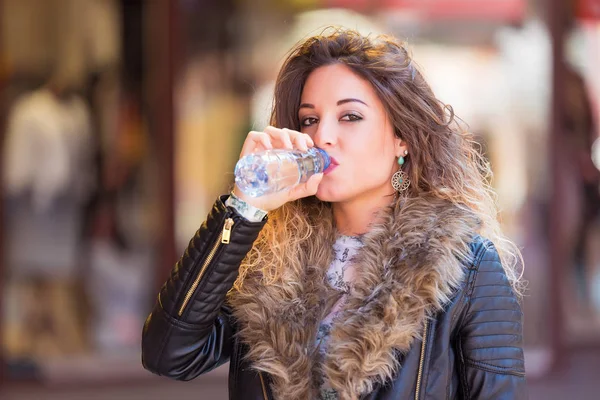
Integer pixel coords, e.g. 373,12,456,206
299,63,406,204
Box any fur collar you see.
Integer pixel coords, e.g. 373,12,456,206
227,195,481,399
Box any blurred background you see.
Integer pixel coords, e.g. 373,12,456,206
0,0,598,399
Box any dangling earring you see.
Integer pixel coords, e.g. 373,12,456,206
391,150,410,193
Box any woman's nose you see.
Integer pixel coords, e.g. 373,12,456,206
313,121,337,148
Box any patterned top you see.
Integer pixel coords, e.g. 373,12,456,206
316,234,364,400
225,195,363,398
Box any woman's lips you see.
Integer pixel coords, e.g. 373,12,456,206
324,156,339,175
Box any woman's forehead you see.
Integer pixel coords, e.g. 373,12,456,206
300,64,379,105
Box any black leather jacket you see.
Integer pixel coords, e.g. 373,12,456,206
142,196,527,399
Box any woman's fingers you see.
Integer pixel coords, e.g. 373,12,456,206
264,126,294,149
287,173,324,202
240,126,315,158
240,131,273,156
303,133,315,148
236,172,323,212
282,128,313,151
234,127,324,210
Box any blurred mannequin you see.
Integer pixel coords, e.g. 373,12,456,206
2,74,94,359
4,77,94,213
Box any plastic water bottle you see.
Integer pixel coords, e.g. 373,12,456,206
234,147,331,197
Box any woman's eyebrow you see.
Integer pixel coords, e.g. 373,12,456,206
337,98,368,107
299,98,369,110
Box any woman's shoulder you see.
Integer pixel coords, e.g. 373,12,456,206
467,234,495,263
466,235,515,295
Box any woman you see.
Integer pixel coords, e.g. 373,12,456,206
142,29,527,399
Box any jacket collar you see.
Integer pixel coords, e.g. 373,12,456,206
228,195,481,399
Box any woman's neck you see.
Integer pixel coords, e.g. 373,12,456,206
332,193,394,236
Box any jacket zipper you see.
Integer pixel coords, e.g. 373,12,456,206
178,217,234,316
259,372,269,400
415,320,429,400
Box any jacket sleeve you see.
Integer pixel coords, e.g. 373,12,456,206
457,240,528,400
141,195,266,380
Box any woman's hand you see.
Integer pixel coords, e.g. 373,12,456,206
233,126,324,212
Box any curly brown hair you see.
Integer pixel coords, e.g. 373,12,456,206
234,28,523,295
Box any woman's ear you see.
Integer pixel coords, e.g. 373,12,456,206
395,138,409,159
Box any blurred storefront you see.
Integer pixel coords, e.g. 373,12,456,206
563,0,600,347
0,0,599,397
0,0,169,386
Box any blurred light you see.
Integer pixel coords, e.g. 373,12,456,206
592,137,600,170
378,0,525,22
577,0,600,20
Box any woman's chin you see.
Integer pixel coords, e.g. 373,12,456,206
315,185,342,203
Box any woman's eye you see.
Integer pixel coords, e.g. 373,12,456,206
301,117,318,127
341,113,362,122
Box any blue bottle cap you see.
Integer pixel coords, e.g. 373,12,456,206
314,148,331,171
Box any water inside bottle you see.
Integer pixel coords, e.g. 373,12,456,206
235,151,303,197
235,148,329,197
